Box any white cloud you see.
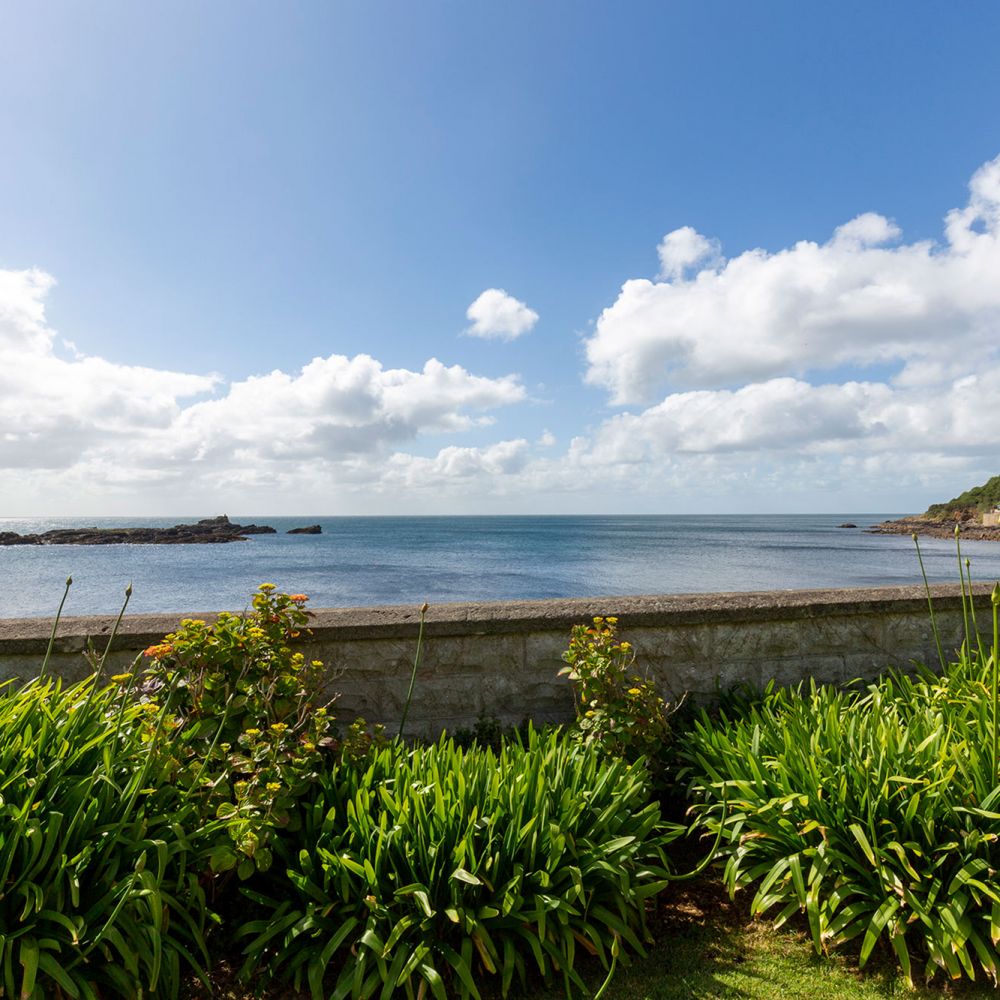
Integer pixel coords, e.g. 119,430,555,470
163,354,524,464
0,268,527,509
575,372,1000,463
0,268,57,354
830,212,901,249
6,154,1000,516
465,288,539,340
657,226,722,280
382,439,531,489
585,154,1000,405
0,268,218,471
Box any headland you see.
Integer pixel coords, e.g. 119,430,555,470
867,474,1000,541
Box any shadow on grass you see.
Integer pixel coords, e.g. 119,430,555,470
520,874,1000,1000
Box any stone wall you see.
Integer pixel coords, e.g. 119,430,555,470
0,585,992,737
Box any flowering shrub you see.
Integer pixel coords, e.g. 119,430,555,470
560,616,672,776
136,584,339,878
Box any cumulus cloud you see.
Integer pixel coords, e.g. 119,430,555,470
657,226,722,280
0,268,527,509
161,354,524,465
585,155,1000,405
575,373,1000,463
7,154,1000,516
465,288,539,340
0,269,218,471
382,439,531,489
0,268,59,354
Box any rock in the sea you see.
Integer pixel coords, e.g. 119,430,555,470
195,515,275,535
0,515,278,546
837,523,858,529
287,524,322,535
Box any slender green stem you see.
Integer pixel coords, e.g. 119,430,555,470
66,583,136,748
992,584,1000,783
592,933,620,1000
120,671,186,816
669,784,730,883
40,575,73,678
913,535,946,671
956,526,973,654
110,653,144,747
97,582,133,679
398,602,428,740
964,558,987,664
179,655,255,803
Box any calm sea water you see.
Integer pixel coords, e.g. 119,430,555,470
3,514,1000,619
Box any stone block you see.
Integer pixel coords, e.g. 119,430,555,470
759,655,847,689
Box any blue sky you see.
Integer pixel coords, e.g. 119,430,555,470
2,2,1000,515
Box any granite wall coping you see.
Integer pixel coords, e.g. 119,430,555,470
1,583,994,654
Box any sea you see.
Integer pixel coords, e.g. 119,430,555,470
3,513,1000,620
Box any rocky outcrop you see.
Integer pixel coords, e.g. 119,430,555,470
867,509,1000,542
0,515,277,546
287,524,322,535
837,523,858,529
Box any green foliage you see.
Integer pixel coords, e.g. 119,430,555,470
0,673,209,999
560,617,672,778
925,473,1000,517
682,641,1000,986
137,584,338,878
451,713,533,752
239,730,677,999
339,716,390,765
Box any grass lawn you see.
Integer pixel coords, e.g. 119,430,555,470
524,875,1000,1000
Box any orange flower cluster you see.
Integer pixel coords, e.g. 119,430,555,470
142,642,174,659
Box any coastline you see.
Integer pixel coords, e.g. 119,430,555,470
867,516,1000,542
8,513,1000,620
